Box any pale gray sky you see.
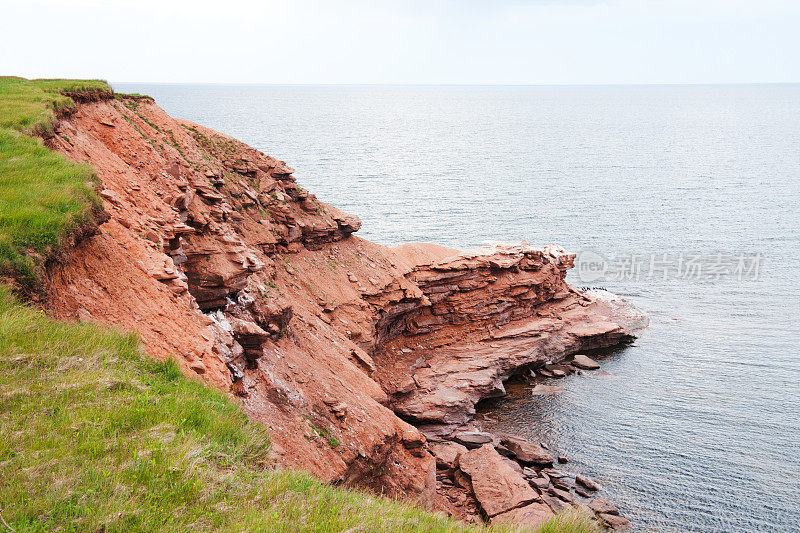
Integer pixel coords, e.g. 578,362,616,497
2,0,798,84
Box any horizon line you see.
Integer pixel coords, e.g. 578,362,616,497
110,81,800,88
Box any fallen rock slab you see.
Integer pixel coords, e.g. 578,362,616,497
495,443,513,457
531,476,550,490
453,431,494,449
551,477,571,491
550,487,573,503
572,353,601,370
540,492,571,513
458,444,539,517
429,441,468,470
500,436,553,465
501,457,524,475
531,384,565,396
491,501,554,528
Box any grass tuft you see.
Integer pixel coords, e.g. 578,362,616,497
536,509,600,533
0,77,111,136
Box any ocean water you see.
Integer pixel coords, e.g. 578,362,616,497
115,83,800,532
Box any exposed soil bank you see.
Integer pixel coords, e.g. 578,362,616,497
42,94,646,526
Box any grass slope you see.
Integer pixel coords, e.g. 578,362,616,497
0,77,106,286
0,286,475,532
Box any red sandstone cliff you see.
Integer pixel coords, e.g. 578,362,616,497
42,94,645,521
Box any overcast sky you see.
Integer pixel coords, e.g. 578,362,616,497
2,0,798,84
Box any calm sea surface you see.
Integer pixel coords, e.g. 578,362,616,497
115,83,800,532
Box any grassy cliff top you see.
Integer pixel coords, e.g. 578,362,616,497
0,77,108,287
0,77,112,135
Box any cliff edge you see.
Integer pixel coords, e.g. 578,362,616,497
41,92,645,524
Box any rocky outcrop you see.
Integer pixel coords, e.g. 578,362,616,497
432,431,631,529
373,246,647,428
41,93,645,525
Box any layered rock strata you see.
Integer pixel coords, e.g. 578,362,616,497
42,93,645,526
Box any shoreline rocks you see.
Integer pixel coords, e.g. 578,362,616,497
431,429,631,529
589,498,619,515
453,431,494,449
430,441,468,470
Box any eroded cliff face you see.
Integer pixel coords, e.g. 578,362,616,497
42,94,645,515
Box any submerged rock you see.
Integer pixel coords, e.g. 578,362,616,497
576,474,600,491
589,497,620,515
531,384,565,396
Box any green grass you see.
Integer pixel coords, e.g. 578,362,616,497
0,77,108,287
0,77,111,135
536,510,599,533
